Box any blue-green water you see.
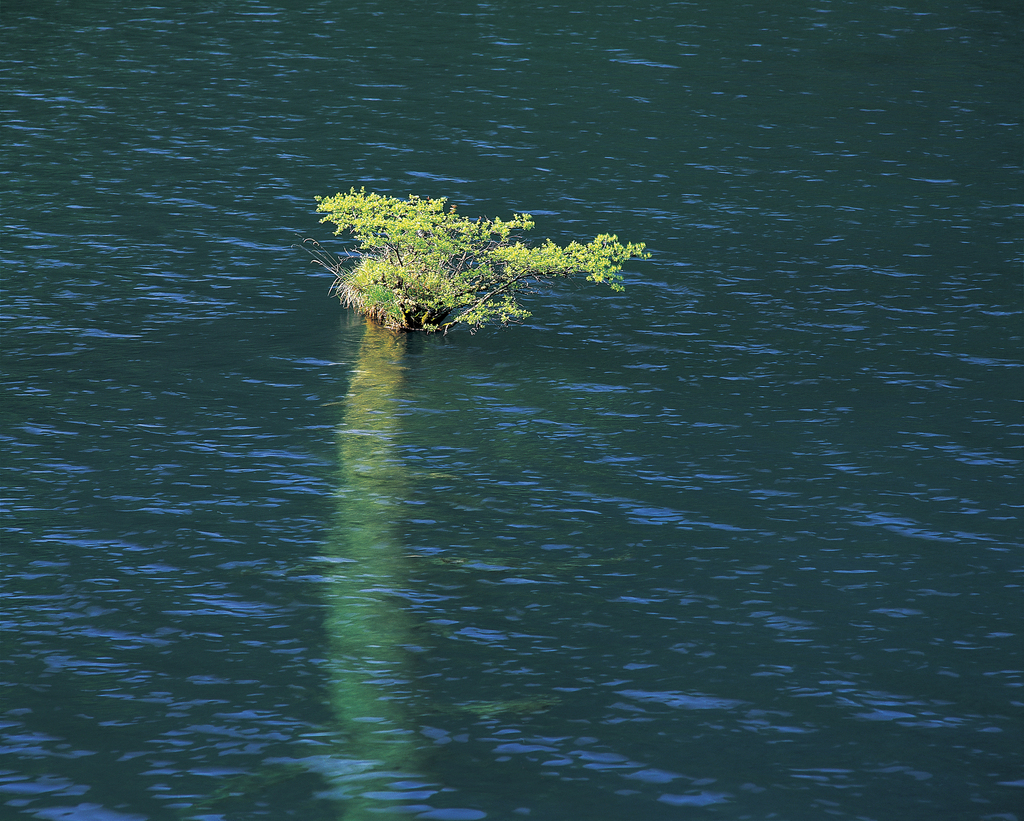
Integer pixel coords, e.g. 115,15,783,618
2,2,1021,819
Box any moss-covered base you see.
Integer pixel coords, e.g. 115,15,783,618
333,266,455,332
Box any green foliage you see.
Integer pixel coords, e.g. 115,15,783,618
305,187,649,332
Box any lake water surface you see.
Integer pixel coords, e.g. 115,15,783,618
2,2,1021,819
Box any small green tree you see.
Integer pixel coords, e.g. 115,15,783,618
303,188,648,333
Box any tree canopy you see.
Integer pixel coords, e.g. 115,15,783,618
304,188,648,333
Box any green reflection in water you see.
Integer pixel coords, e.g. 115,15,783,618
189,324,428,818
317,321,425,816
